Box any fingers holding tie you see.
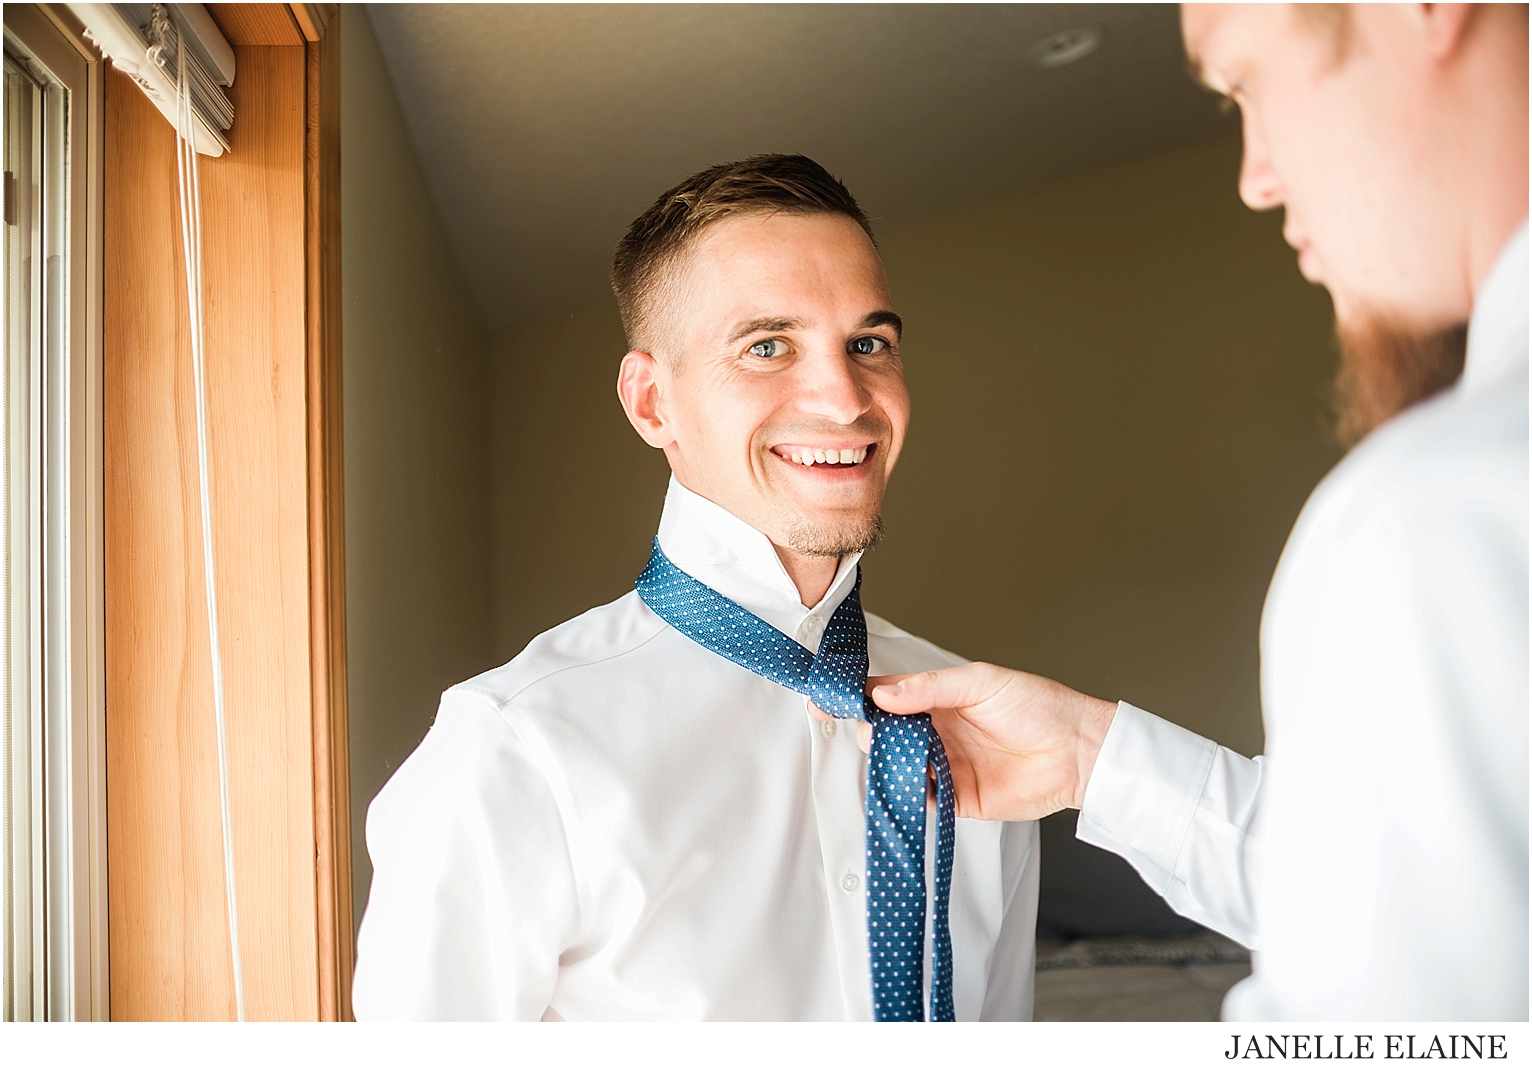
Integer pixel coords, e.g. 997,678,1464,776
807,700,875,753
864,662,1119,822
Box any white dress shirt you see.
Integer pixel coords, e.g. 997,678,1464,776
1079,224,1529,1020
352,477,1039,1020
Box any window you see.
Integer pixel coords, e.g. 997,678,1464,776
2,5,105,1022
3,42,49,1024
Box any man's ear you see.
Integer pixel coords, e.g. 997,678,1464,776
616,350,675,449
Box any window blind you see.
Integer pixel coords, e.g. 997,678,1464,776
67,3,233,155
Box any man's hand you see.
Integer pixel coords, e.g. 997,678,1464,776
864,664,1117,822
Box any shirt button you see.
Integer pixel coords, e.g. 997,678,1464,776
803,616,821,636
842,873,860,893
821,719,837,739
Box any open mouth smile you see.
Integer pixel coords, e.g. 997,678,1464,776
770,443,875,467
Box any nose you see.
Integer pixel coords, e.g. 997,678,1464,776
797,345,872,426
1236,107,1285,212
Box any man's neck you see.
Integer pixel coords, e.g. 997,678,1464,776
772,545,841,609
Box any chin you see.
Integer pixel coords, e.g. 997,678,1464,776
1331,310,1468,448
779,506,885,559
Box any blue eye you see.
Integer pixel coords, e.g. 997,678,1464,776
748,339,787,358
849,336,887,356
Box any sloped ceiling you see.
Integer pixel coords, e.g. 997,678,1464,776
366,3,1237,332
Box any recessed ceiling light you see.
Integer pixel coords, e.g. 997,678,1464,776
1028,26,1103,70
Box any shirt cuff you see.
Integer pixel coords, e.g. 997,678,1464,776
1075,701,1218,894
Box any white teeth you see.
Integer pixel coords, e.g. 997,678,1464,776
783,446,871,466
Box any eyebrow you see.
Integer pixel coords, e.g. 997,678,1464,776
1184,54,1236,112
860,310,903,339
726,317,804,344
724,309,904,345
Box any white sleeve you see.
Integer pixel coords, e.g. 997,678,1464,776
351,690,581,1020
1075,702,1264,948
1222,421,1528,1020
979,819,1041,1020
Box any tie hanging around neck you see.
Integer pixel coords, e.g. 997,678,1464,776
636,538,956,1021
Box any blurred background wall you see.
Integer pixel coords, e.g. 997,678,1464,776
343,4,1343,940
340,10,495,926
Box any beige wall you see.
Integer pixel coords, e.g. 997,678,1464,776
491,135,1340,761
868,135,1340,759
341,10,495,927
491,307,670,659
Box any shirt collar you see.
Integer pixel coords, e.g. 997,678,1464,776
1461,220,1529,397
655,475,862,648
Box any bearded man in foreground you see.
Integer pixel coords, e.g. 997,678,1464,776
872,3,1528,1020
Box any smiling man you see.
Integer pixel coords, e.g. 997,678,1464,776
350,155,1039,1021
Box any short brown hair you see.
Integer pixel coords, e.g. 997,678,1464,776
611,154,875,353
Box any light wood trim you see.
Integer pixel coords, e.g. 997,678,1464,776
206,4,304,47
304,14,352,1021
103,41,341,1020
288,3,335,44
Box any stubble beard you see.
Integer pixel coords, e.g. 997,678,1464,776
1331,315,1468,449
782,510,885,558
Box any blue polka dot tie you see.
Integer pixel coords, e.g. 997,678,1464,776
637,539,956,1022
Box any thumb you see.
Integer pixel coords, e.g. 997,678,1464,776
869,663,1003,715
866,672,926,714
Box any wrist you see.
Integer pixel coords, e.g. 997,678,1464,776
1071,697,1117,810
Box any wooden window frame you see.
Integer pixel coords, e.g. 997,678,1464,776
91,2,349,1020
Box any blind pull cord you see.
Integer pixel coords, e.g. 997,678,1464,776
164,17,246,1023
